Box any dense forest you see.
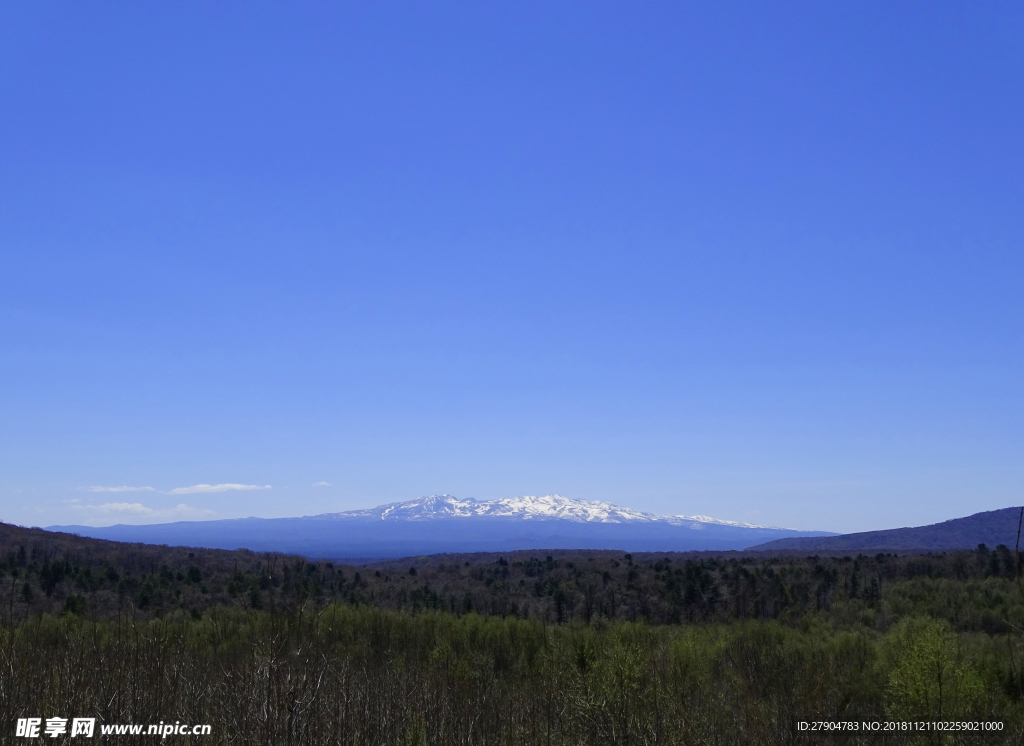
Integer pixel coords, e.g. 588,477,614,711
1,522,1022,744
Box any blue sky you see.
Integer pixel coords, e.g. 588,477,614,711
1,2,1022,532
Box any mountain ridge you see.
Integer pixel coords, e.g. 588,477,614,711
748,506,1024,553
306,494,788,529
47,494,831,559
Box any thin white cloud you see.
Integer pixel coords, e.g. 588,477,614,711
85,485,155,493
87,502,156,515
75,502,215,520
167,483,271,495
312,481,331,487
168,503,216,517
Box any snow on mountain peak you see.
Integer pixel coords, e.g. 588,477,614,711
671,514,771,529
331,494,775,528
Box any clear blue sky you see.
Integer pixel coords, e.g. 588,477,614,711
2,2,1022,532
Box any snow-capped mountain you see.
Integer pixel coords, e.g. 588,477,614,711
330,494,779,528
333,494,656,523
51,494,833,560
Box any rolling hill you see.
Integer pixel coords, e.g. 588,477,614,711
748,506,1023,552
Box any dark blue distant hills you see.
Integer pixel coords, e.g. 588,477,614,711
47,494,834,560
748,506,1023,553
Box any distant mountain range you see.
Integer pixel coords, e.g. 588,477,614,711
336,494,779,528
48,494,833,560
749,506,1024,553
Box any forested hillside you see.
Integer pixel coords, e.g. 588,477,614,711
3,522,1022,629
1,523,1022,744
